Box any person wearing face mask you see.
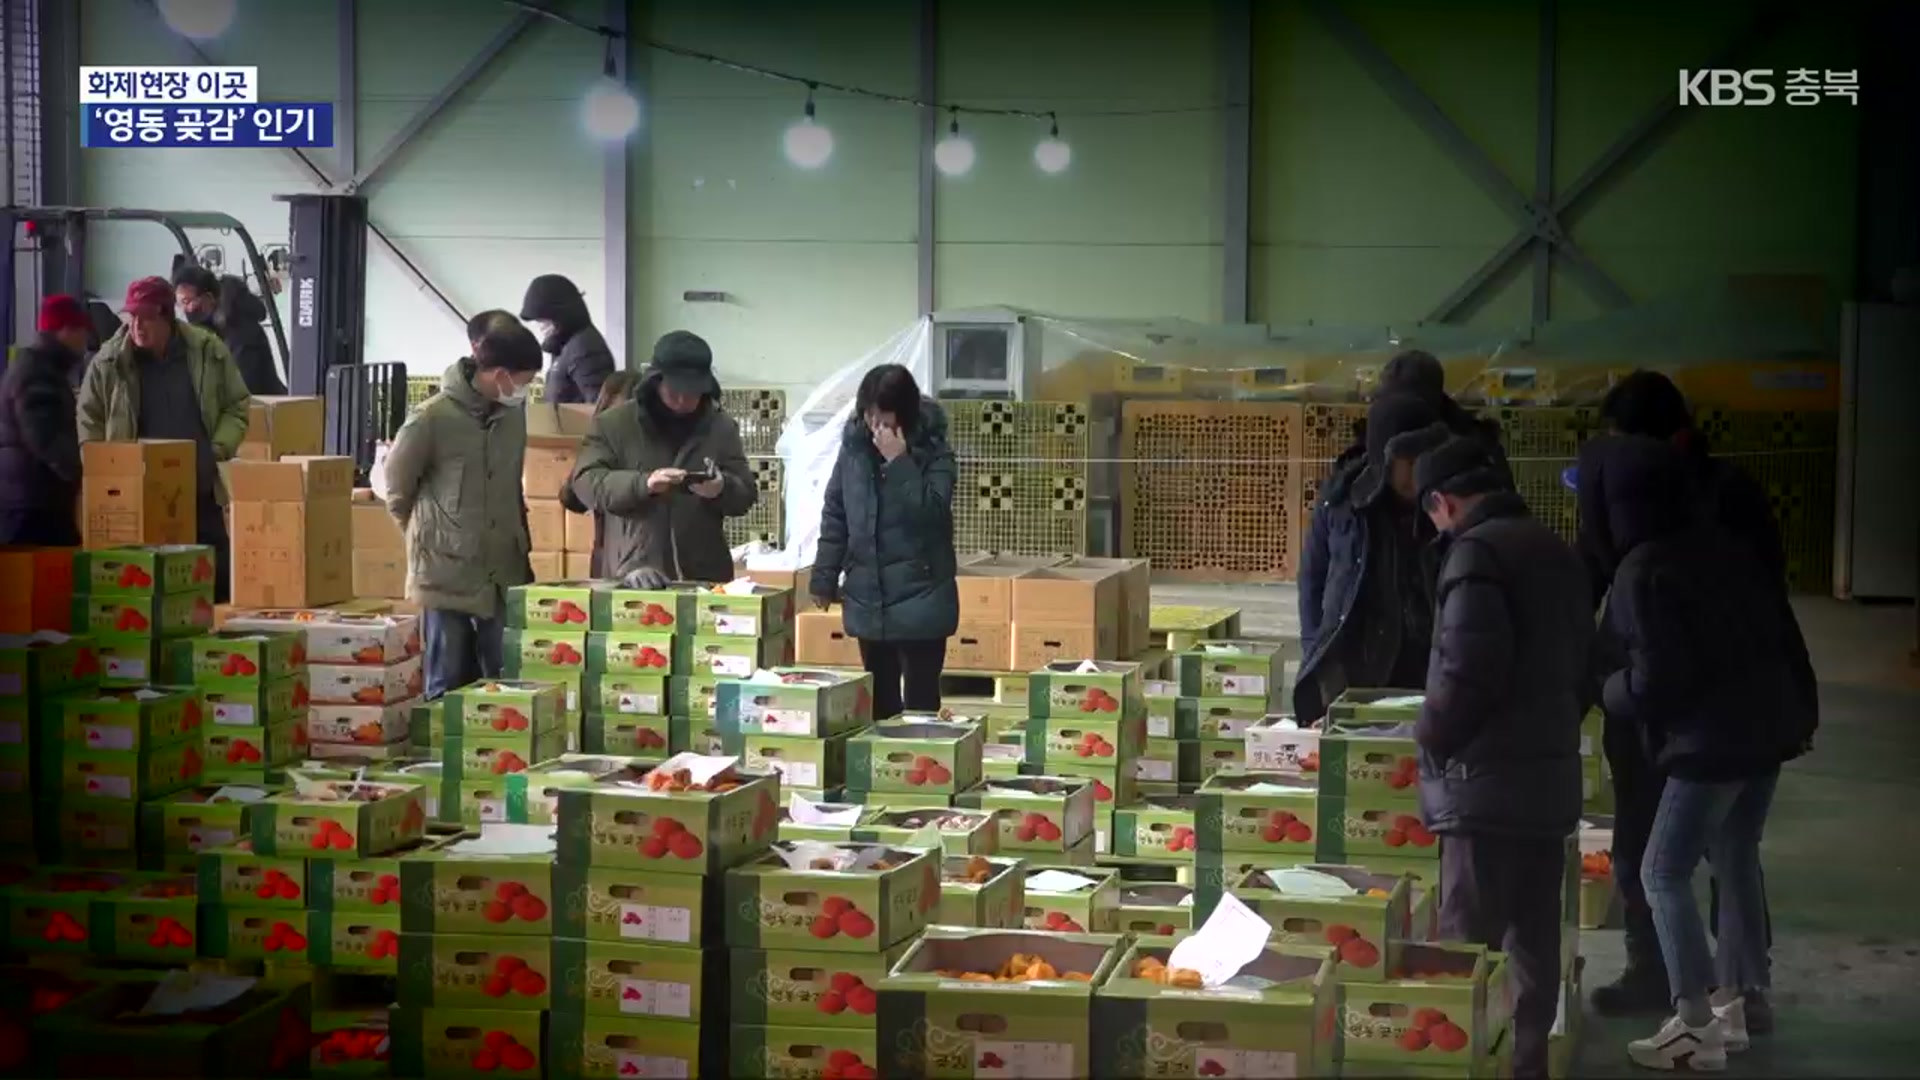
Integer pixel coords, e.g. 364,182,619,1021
212,274,286,396
569,330,755,584
0,296,91,545
172,264,221,329
518,274,614,406
381,321,542,697
78,276,252,601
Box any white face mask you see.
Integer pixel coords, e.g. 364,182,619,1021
496,375,531,407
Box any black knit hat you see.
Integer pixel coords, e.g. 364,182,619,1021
1353,393,1442,507
1600,370,1691,440
1380,349,1445,400
1414,429,1508,501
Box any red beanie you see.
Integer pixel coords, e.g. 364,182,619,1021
37,294,89,335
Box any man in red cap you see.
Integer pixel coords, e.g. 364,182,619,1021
77,276,252,599
0,296,90,544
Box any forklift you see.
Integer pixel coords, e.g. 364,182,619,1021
2,195,404,480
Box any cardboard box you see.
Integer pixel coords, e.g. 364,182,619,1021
564,552,593,580
1019,864,1119,933
242,395,326,459
845,719,984,795
395,930,553,1009
795,609,862,668
731,560,815,592
229,457,355,609
1246,715,1323,775
396,824,557,936
934,853,1025,928
585,583,695,631
1026,660,1146,720
681,630,794,679
1113,882,1194,936
441,726,571,783
583,669,670,717
955,561,1043,623
1059,556,1151,658
692,584,796,638
729,944,912,1028
669,714,724,756
163,628,304,686
1317,712,1423,799
141,784,279,865
724,842,938,951
1019,711,1146,767
501,627,589,679
1132,736,1185,784
1226,864,1411,980
248,779,429,857
955,775,1097,854
204,721,302,778
552,862,725,945
32,973,314,1076
197,839,310,908
1175,639,1286,702
1110,795,1198,863
223,611,421,665
352,549,408,600
946,622,1012,671
523,434,581,498
1195,739,1247,780
715,669,873,738
547,1014,710,1080
1337,943,1512,1066
390,1007,546,1078
196,904,315,961
526,499,568,552
442,680,569,737
0,546,76,633
1326,688,1426,725
1010,567,1120,629
1315,796,1438,863
506,581,595,628
732,1026,877,1080
853,807,1000,857
308,699,415,747
81,440,196,549
551,936,726,1021
526,551,562,584
351,487,405,547
1143,680,1178,738
307,655,423,706
56,735,203,803
1010,621,1116,670
1194,772,1318,856
564,510,595,553
308,909,403,973
581,711,671,756
742,727,856,791
61,684,202,751
555,766,781,875
1174,694,1267,741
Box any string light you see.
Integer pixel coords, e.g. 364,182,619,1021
783,85,834,169
1033,113,1071,174
933,110,976,177
582,38,641,141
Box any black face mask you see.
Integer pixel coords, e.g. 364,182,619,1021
185,308,214,326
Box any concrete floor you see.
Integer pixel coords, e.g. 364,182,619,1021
1156,582,1920,1077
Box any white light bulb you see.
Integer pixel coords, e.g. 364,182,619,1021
582,78,641,141
783,117,834,169
157,0,236,40
934,133,976,177
1034,136,1072,174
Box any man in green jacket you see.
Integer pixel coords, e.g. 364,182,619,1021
78,276,252,601
382,318,540,698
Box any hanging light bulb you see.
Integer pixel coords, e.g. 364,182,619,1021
583,38,642,142
1033,112,1071,174
934,109,976,177
157,0,236,40
783,85,834,169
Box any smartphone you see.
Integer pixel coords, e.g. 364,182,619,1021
680,470,716,486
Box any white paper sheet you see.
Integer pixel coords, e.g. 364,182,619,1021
206,785,269,804
652,752,740,787
788,793,863,826
140,971,257,1016
447,824,557,856
1261,867,1355,898
1167,892,1274,988
1026,869,1101,894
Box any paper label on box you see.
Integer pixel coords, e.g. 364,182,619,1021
186,827,234,851
1193,1049,1297,1078
976,1041,1074,1079
83,774,133,799
760,710,814,735
1135,758,1175,781
1168,891,1272,987
1217,716,1254,738
105,654,147,680
618,977,692,1018
770,760,818,788
617,692,662,715
83,724,135,751
614,1052,688,1079
1096,829,1109,854
1220,674,1267,697
619,903,692,943
709,654,752,678
0,720,22,745
713,614,757,637
213,702,256,726
477,798,506,824
1147,715,1172,738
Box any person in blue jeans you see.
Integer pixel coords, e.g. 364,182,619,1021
1583,434,1816,1070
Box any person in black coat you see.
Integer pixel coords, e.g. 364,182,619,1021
810,365,959,719
0,296,89,545
1328,349,1509,478
1588,434,1815,1070
1408,429,1593,1080
1294,393,1443,724
520,274,615,406
215,275,286,396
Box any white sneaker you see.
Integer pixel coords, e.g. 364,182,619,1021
1710,993,1750,1052
1628,1014,1728,1071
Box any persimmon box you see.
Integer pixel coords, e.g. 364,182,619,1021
582,671,670,718
933,853,1025,929
552,936,727,1021
545,1012,707,1080
552,862,724,946
58,737,202,803
1019,864,1119,934
1315,796,1439,863
1175,639,1287,701
141,783,278,863
72,588,214,639
196,905,315,961
955,775,1097,855
506,581,596,628
587,583,695,631
729,942,913,1028
162,629,303,689
1110,795,1198,863
581,711,670,758
844,718,982,796
31,974,314,1078
1114,882,1194,937
439,727,570,784
397,824,557,936
455,754,652,826
668,714,724,756
203,673,306,729
1318,712,1423,801
853,806,999,857
554,763,781,876
307,656,422,707
1196,771,1318,857
0,630,99,702
306,825,468,914
1177,697,1267,740
585,631,676,677
74,544,214,597
1226,864,1411,983
501,629,588,680
691,583,795,637
248,778,428,858
389,1006,545,1078
734,1025,878,1080
680,631,792,679
60,685,203,752
1337,942,1512,1067
743,726,856,792
723,841,937,952
396,931,554,1010
1025,659,1146,720
308,909,402,973
197,839,309,909
713,668,873,739
441,681,568,739
99,872,199,963
203,721,301,780
1,867,137,954
1017,710,1145,767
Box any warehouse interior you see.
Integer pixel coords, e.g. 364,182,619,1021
2,0,1917,1075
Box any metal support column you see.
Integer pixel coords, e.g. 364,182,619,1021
602,0,629,367
1220,0,1251,324
915,0,937,317
336,0,356,179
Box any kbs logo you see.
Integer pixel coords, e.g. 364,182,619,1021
1680,68,1860,107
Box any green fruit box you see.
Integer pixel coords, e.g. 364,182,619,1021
935,854,1025,929
1019,710,1145,767
1245,715,1323,776
1110,796,1199,862
140,783,276,862
546,1013,710,1080
1019,864,1119,933
734,1025,879,1080
1325,687,1425,724
583,670,671,716
61,684,204,752
1092,941,1339,1080
1195,739,1248,781
1132,736,1186,784
309,909,403,973
396,931,554,1010
398,824,559,936
248,777,429,857
1318,715,1423,799
669,713,725,756
161,630,305,689
3,868,194,958
411,699,442,752
310,1008,393,1077
440,680,569,739
714,668,874,738
74,544,215,597
587,583,695,630
588,631,679,684
553,936,728,1021
306,825,469,913
204,721,302,778
670,673,724,721
198,839,311,908
508,581,596,628
1143,681,1179,738
93,634,162,686
455,754,654,826
501,628,590,678
441,726,574,784
0,630,99,701
723,841,939,952
553,861,726,946
554,759,781,875
743,726,858,791
1176,697,1267,739
1226,864,1411,982
49,798,137,863
876,928,1127,1080
1045,760,1134,814
692,582,796,638
1114,883,1194,936
583,710,671,756
955,775,1097,854
1195,772,1319,855
1175,639,1286,700
980,742,1025,782
73,587,215,638
1025,660,1146,720
197,904,316,961
32,973,312,1078
204,674,307,729
853,807,999,857
1337,942,1512,1066
390,1006,546,1078
58,735,203,802
846,719,985,795
730,943,914,1028
1315,796,1439,862
680,631,795,679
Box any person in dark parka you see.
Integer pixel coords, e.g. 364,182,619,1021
1328,349,1509,477
559,371,642,579
520,274,615,406
1589,435,1815,1069
0,296,89,545
1294,393,1443,724
214,275,286,396
810,365,958,719
1407,428,1593,1080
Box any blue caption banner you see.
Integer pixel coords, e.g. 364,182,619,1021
82,103,334,148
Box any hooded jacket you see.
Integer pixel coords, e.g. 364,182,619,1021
216,275,286,396
520,275,614,406
810,400,960,643
77,320,252,504
1416,490,1594,838
567,372,755,584
0,334,84,540
381,359,534,618
1587,436,1817,781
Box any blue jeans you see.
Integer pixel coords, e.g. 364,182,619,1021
1642,770,1778,1004
423,601,505,700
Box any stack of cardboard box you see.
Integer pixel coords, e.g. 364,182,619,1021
523,434,582,583
0,547,77,633
436,682,572,826
1019,661,1149,856
553,756,783,1078
43,683,206,868
71,545,217,687
228,457,354,610
713,666,873,803
222,609,424,764
162,629,311,785
138,782,282,873
1163,639,1289,783
0,632,99,859
672,584,798,752
349,489,408,601
80,440,195,550
841,717,982,807
943,554,1147,672
237,396,326,462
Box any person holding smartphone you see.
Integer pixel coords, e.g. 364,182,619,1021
810,364,958,719
568,330,755,583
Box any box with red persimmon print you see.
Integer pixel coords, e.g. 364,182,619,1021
1110,795,1199,863
1114,882,1193,937
71,587,214,641
203,721,303,780
222,610,421,667
161,629,304,689
1337,942,1512,1066
934,853,1025,929
306,824,470,913
1025,659,1147,721
441,726,570,783
197,905,316,961
56,733,203,803
501,629,589,680
60,684,204,753
74,544,215,598
734,1025,879,1080
247,778,429,857
554,936,729,1021
554,764,782,876
1226,864,1412,984
586,630,676,678
956,775,1098,854
1019,864,1119,933
32,972,315,1079
508,581,596,628
397,824,558,936
1315,795,1439,862
389,1006,545,1077
396,931,554,1010
441,680,568,739
198,839,311,909
729,942,913,1028
310,909,404,973
723,842,938,952
1194,771,1318,856
1319,695,1424,799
